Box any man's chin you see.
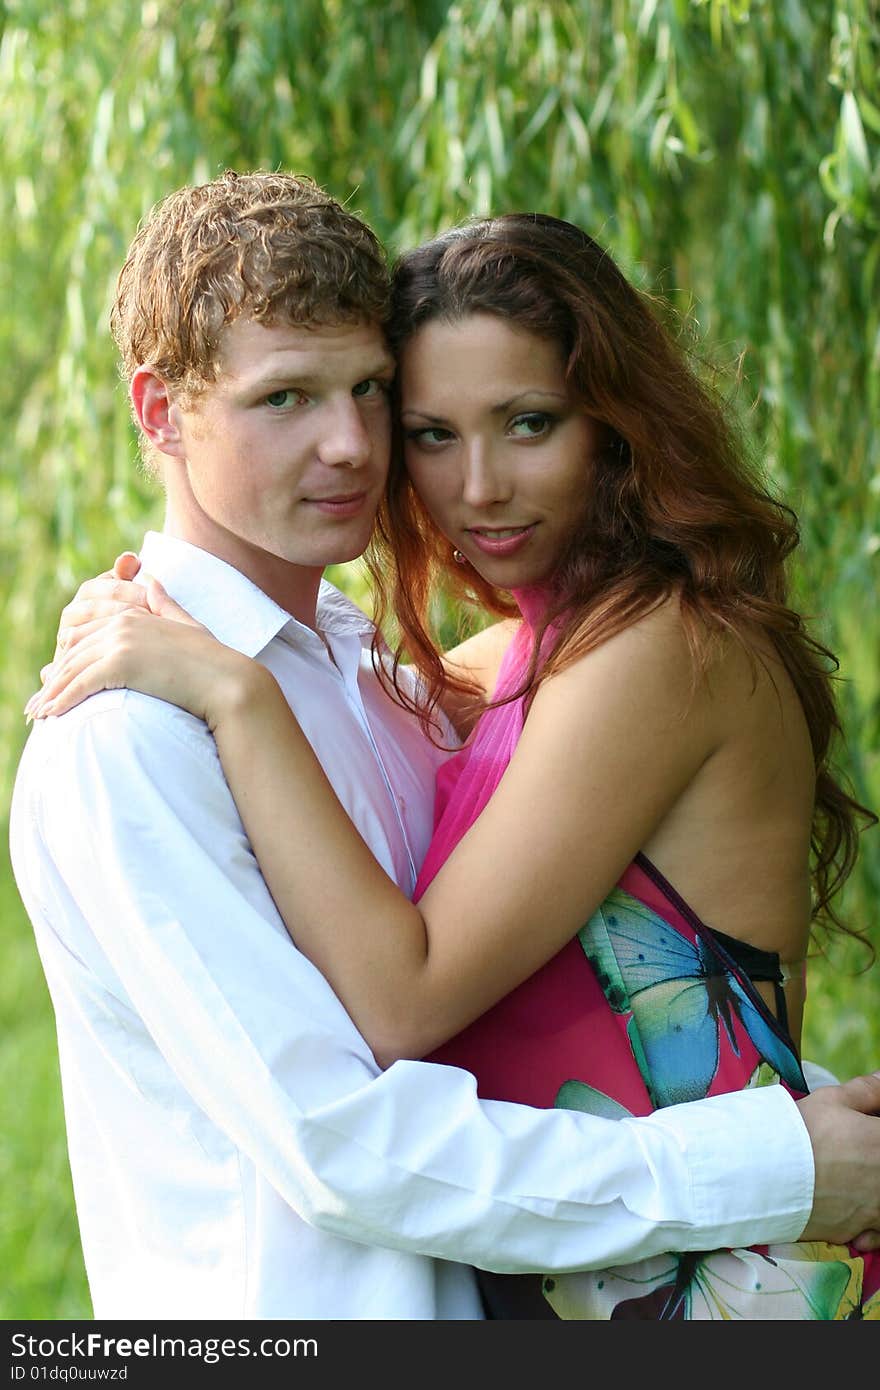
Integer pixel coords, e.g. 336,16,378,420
270,538,373,571
298,525,377,569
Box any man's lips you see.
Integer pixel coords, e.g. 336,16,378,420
465,524,537,556
305,492,368,517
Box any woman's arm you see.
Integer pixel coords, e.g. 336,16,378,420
49,557,514,740
30,596,720,1067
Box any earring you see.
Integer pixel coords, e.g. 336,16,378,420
453,549,467,565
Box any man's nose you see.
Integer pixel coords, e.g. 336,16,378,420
461,440,512,507
316,399,374,467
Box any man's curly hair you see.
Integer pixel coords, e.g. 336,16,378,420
111,169,390,406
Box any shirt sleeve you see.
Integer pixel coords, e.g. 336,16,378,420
30,693,814,1273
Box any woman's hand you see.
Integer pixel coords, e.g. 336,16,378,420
49,551,157,669
25,560,262,730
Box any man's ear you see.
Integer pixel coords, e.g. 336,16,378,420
130,367,186,457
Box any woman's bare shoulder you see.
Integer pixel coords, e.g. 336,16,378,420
549,593,772,706
543,593,703,701
442,618,521,699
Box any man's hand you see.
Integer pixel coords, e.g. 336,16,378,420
797,1072,880,1249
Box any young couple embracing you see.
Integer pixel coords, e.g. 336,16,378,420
12,170,880,1321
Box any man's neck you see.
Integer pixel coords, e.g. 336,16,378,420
162,509,324,629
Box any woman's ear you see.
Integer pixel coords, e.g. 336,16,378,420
130,367,186,457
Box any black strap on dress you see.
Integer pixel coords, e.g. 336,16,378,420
709,926,790,1035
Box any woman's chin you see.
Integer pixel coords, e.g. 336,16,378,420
465,555,558,592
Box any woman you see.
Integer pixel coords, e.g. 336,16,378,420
30,214,879,1318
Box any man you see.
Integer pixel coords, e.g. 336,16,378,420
10,171,880,1320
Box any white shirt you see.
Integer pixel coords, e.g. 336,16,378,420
9,531,814,1321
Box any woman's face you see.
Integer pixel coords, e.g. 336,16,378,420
399,313,601,590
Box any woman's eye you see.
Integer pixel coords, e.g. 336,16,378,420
510,412,553,438
352,378,389,398
265,389,304,410
406,427,453,447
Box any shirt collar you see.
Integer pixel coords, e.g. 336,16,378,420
138,532,374,659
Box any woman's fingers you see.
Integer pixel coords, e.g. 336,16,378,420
29,611,153,716
143,576,199,626
113,552,142,581
55,571,161,669
26,606,224,726
58,583,151,639
57,604,143,649
63,573,149,615
26,637,118,719
29,658,120,719
39,617,124,681
56,572,193,644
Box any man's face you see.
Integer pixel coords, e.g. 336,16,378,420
164,317,394,599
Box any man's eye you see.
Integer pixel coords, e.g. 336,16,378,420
510,412,553,438
265,389,303,409
352,378,389,399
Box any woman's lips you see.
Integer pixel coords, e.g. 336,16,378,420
466,524,537,556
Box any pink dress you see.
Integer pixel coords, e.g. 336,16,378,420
419,593,880,1320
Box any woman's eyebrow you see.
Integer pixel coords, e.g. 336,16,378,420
491,390,569,412
399,408,449,424
401,390,568,422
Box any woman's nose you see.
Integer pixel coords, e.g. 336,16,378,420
461,442,512,507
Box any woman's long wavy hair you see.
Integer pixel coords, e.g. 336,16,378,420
365,213,874,937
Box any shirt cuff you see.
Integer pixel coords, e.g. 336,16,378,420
801,1058,840,1090
630,1084,814,1250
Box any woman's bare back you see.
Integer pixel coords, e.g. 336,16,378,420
447,605,815,1043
